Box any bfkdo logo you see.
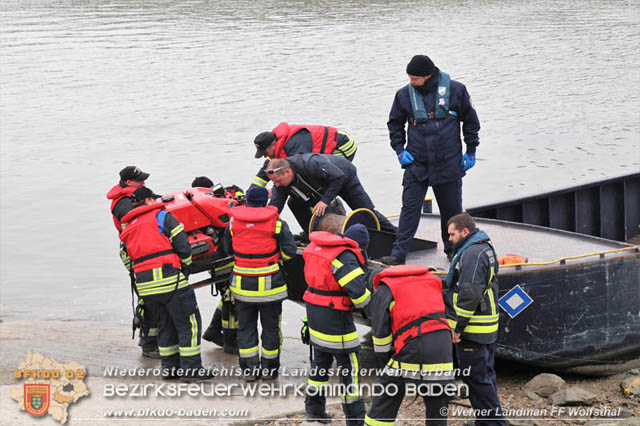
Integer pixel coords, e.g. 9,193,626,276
24,384,50,416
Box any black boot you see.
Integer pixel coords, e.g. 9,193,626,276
202,308,224,346
223,330,239,355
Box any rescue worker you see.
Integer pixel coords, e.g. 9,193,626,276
444,213,505,425
106,165,160,358
223,186,296,381
250,122,357,190
266,153,397,238
379,54,480,265
119,186,212,381
365,265,454,426
302,224,372,425
191,176,239,353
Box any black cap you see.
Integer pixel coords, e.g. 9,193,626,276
344,224,370,250
192,176,214,188
131,186,160,203
119,166,150,182
406,55,435,77
246,186,269,207
254,132,276,158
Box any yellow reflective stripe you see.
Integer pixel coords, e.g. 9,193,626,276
280,249,292,260
464,324,499,333
338,267,364,287
468,314,499,323
232,264,280,275
389,301,395,312
261,346,279,356
488,288,497,315
275,220,282,235
351,352,359,388
239,346,258,355
365,415,394,426
215,260,234,272
169,223,184,241
372,335,393,346
179,345,201,356
235,274,242,290
387,359,454,372
230,285,287,297
455,306,475,317
258,276,266,292
137,279,189,296
448,318,457,328
309,328,358,343
190,313,198,349
252,176,267,187
148,328,159,337
182,255,192,266
334,133,357,157
308,379,328,386
351,288,370,306
158,345,179,356
331,258,344,269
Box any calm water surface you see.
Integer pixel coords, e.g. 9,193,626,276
1,0,638,321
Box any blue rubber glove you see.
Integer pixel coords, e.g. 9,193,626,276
398,150,415,166
461,153,476,171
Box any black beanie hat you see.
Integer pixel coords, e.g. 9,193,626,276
192,176,214,188
406,55,435,76
246,186,269,207
344,224,370,250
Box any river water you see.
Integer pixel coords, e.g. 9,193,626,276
1,0,639,322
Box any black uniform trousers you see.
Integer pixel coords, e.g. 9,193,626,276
392,174,462,260
287,174,397,234
305,347,365,426
455,341,506,426
366,374,450,426
144,286,203,371
234,301,282,372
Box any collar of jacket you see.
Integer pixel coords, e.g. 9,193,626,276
416,68,441,95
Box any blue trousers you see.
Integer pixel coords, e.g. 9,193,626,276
235,301,282,372
392,175,462,261
455,341,506,426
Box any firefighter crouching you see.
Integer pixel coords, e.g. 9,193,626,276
119,186,212,381
302,224,372,425
223,186,296,381
106,165,160,358
365,265,454,426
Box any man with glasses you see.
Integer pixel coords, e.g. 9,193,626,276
250,122,357,191
265,153,396,238
379,54,481,265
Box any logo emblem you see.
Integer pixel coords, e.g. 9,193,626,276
24,384,50,417
438,86,446,96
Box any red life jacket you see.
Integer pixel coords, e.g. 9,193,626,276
106,183,137,233
230,206,281,276
272,122,339,159
373,265,450,354
302,231,365,311
119,203,181,273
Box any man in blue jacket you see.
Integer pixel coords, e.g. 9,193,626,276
379,55,480,265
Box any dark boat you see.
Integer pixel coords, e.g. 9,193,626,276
283,213,640,372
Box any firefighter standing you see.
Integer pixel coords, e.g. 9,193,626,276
223,186,296,381
250,122,358,190
106,165,160,358
365,265,454,426
191,176,239,354
119,187,211,381
302,224,372,425
444,213,505,425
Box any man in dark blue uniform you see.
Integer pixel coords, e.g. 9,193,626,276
444,213,506,425
266,153,397,237
379,55,480,265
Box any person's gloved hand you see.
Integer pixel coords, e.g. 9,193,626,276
398,150,415,166
461,153,476,171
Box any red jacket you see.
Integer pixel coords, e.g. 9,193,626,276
119,203,181,273
230,206,281,276
106,183,137,233
272,122,339,159
303,231,364,311
374,265,450,354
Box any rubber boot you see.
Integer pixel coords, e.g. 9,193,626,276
223,329,239,355
202,308,224,347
